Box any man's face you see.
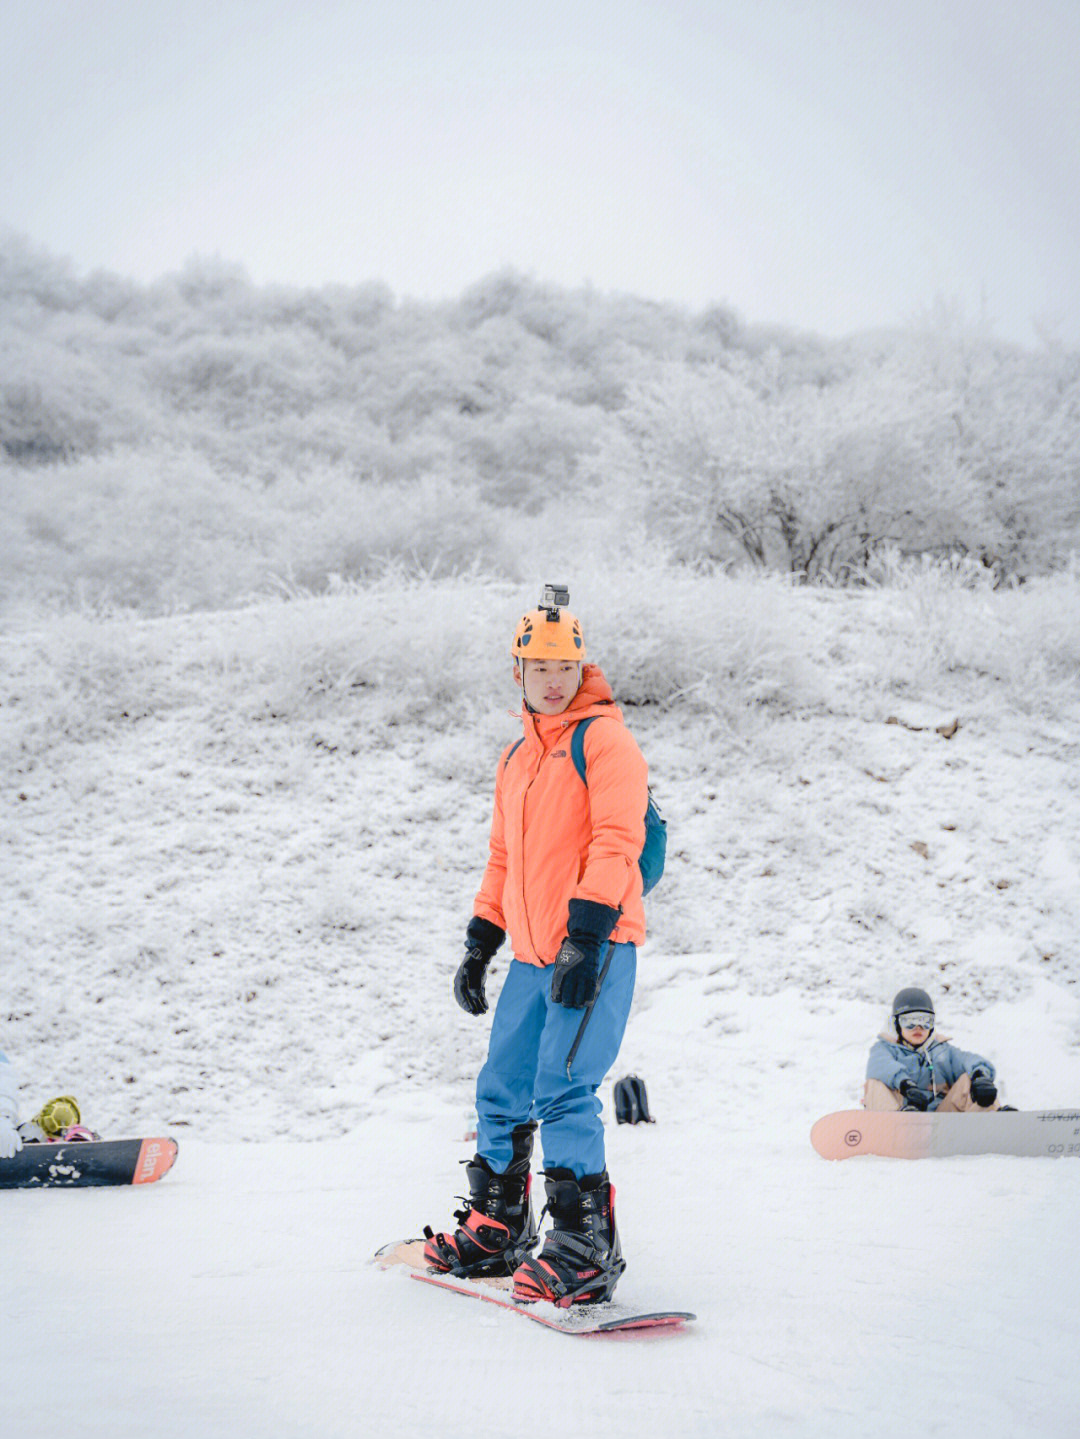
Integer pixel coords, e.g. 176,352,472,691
519,658,582,715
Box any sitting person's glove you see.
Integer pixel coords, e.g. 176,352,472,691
898,1079,931,1111
0,1110,21,1160
550,900,622,1010
969,1068,998,1107
454,917,505,1016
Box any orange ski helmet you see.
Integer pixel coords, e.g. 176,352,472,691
511,584,587,662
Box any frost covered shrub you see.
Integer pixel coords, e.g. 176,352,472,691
9,571,819,744
5,235,1080,609
177,575,516,716
970,568,1080,705
205,564,1078,723
1009,567,1080,674
4,609,199,748
10,569,1076,767
263,469,520,593
847,552,1080,706
298,568,828,720
1,448,520,623
453,393,603,508
0,446,274,617
568,567,824,716
0,373,100,463
4,576,514,749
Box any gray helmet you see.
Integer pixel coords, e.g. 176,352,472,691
892,986,934,1039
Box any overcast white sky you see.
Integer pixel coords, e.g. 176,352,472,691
2,0,1078,345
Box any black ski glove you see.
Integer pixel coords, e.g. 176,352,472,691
454,917,505,1016
898,1079,930,1111
969,1069,997,1107
550,899,621,1010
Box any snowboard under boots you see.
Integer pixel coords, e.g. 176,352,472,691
512,1168,626,1306
423,1122,538,1279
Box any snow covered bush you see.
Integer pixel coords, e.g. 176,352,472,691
5,238,1078,624
0,446,274,616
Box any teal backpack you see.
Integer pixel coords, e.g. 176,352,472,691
571,717,667,895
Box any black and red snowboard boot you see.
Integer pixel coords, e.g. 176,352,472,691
423,1122,538,1279
512,1168,626,1306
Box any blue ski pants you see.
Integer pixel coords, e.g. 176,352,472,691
474,943,636,1180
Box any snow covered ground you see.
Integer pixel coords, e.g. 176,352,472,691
3,574,1079,1437
4,1074,1079,1439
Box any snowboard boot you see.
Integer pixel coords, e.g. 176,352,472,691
512,1168,626,1306
423,1121,538,1279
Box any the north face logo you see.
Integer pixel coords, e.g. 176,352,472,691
551,749,567,758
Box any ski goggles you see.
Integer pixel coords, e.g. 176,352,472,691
897,1011,934,1030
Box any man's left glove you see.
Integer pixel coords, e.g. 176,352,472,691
969,1068,998,1107
454,917,505,1016
550,900,622,1010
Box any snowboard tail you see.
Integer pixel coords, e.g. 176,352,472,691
811,1109,1080,1160
376,1240,694,1336
0,1137,179,1189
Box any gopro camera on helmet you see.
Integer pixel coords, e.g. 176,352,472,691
541,583,570,619
511,588,586,662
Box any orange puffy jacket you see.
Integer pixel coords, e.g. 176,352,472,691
473,665,648,968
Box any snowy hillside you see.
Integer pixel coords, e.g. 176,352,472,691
3,571,1079,1437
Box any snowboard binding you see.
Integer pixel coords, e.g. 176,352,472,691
512,1169,625,1307
423,1122,538,1279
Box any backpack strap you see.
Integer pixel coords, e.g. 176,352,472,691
503,736,525,770
569,716,596,787
570,714,666,895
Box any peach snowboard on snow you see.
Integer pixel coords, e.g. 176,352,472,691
811,1109,1080,1160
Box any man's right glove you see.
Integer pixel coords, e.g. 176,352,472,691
453,917,505,1016
969,1069,998,1107
898,1079,930,1111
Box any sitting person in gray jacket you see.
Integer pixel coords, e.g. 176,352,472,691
864,987,1007,1112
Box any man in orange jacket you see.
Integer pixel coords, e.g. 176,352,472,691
423,587,650,1306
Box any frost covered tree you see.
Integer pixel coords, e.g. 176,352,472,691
607,340,1049,580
